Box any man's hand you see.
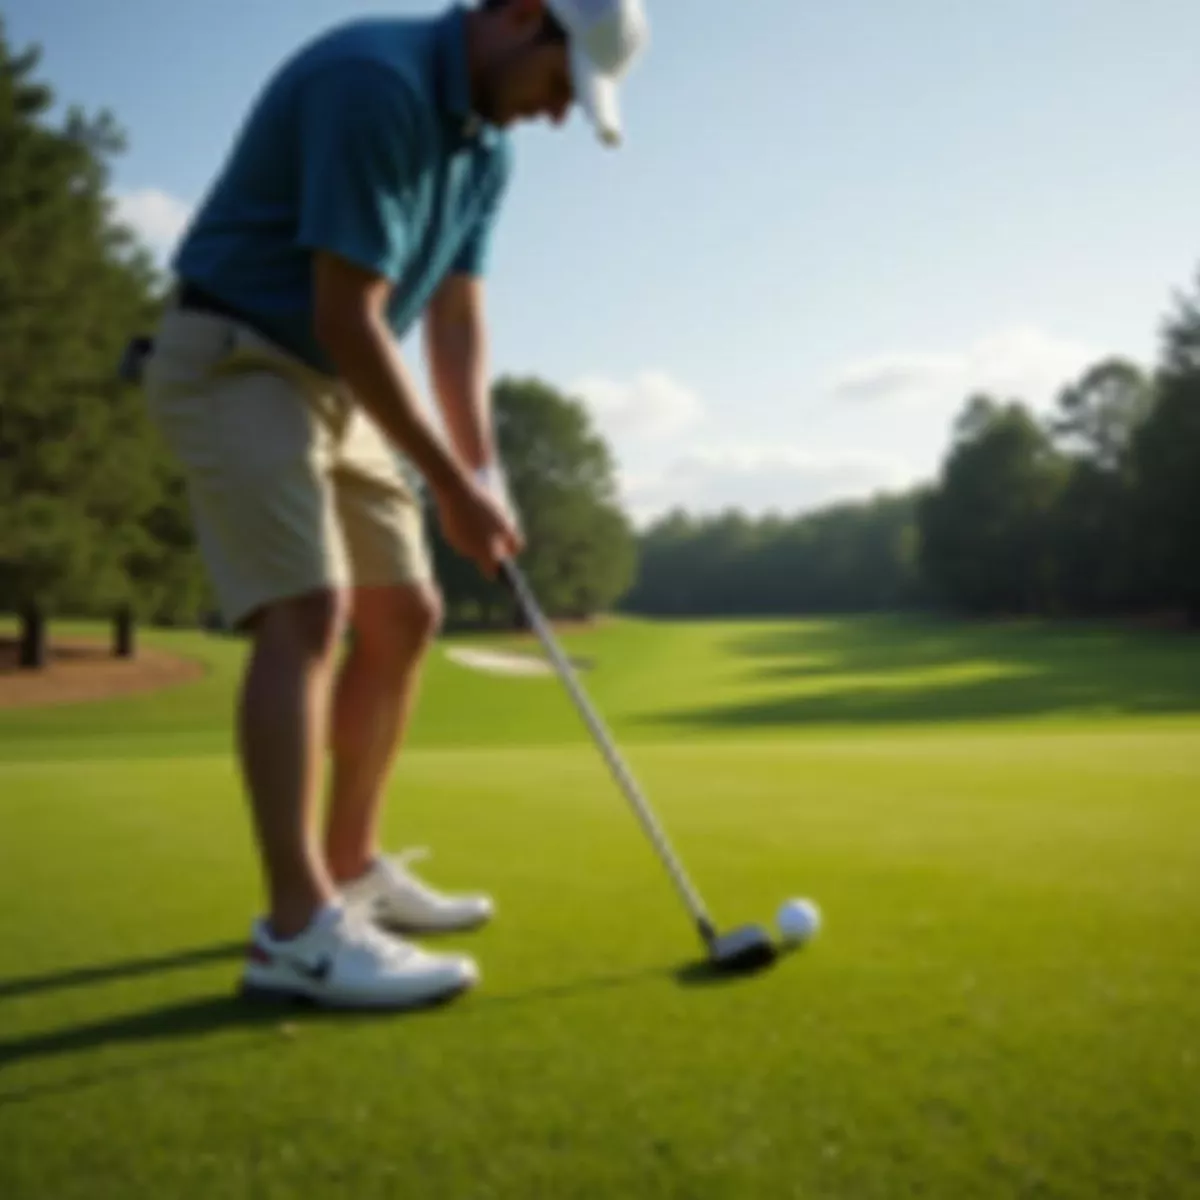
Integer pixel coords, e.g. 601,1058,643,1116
474,462,524,540
434,474,524,577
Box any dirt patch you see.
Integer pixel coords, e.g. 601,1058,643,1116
0,637,206,710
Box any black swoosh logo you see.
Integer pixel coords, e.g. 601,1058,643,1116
289,955,332,982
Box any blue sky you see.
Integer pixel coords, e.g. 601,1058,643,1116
8,0,1200,524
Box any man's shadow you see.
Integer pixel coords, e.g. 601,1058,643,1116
0,943,248,1002
0,937,777,1099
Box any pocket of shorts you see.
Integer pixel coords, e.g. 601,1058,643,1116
144,310,237,395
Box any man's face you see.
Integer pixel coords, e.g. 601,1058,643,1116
476,34,575,131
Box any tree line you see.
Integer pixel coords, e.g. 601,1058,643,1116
919,307,1200,621
624,494,928,616
628,294,1200,625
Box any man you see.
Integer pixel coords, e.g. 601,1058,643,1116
141,0,649,1011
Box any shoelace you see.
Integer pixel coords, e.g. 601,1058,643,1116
339,906,420,963
387,847,447,904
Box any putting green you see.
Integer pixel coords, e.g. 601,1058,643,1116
1,616,1198,1198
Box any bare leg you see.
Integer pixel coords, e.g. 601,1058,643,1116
323,583,443,884
238,589,349,938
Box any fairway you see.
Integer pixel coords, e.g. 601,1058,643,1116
2,617,1199,1199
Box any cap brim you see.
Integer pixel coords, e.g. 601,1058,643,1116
571,45,622,147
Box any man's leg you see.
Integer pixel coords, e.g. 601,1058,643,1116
320,407,493,932
144,314,478,1006
323,582,443,883
238,581,478,1005
239,589,349,938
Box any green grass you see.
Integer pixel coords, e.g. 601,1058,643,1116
1,615,1199,1198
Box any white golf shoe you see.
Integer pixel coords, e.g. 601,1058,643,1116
240,903,478,1009
339,849,495,936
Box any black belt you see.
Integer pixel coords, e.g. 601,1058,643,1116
119,284,266,385
173,281,332,379
177,281,261,329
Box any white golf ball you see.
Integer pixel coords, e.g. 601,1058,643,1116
777,898,821,946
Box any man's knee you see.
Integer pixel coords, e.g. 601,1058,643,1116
405,582,445,645
252,589,351,664
352,583,444,659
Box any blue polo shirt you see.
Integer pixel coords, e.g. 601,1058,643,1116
173,5,512,373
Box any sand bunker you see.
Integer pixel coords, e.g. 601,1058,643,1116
444,646,594,677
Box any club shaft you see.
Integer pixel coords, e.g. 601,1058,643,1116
501,561,714,936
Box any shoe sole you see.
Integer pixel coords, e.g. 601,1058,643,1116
238,975,477,1012
375,913,494,937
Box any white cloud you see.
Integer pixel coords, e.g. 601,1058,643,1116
830,353,962,403
571,371,704,441
620,444,920,526
112,188,193,261
826,326,1101,413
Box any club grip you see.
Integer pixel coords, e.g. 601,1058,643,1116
498,557,519,596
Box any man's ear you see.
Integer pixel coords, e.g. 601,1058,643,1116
500,0,549,35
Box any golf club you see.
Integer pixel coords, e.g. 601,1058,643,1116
499,558,778,975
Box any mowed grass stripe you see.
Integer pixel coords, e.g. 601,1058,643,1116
4,616,1200,763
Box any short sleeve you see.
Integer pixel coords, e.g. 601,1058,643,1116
295,65,422,280
451,142,514,277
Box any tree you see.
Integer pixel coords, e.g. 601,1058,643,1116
623,508,699,615
0,21,205,644
1048,459,1133,614
1046,359,1152,614
430,376,636,626
1050,358,1152,472
1131,270,1200,622
918,395,1069,614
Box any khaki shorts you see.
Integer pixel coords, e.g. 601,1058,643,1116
143,303,432,629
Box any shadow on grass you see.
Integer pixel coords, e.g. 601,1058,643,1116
0,942,246,1000
642,616,1200,730
0,947,781,1103
0,998,285,1106
674,956,784,986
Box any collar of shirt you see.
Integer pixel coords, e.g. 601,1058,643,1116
435,4,490,146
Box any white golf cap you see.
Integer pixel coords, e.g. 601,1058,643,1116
546,0,650,147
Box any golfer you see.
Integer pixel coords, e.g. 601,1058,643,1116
142,0,649,1009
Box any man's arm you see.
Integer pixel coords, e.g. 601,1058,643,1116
313,251,521,573
295,66,518,574
424,272,495,474
315,252,465,497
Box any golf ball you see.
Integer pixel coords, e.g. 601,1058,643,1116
777,898,821,946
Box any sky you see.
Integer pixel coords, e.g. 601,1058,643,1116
7,0,1200,526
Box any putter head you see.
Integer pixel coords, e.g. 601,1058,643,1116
707,923,779,974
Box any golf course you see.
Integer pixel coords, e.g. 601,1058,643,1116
2,614,1197,1199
